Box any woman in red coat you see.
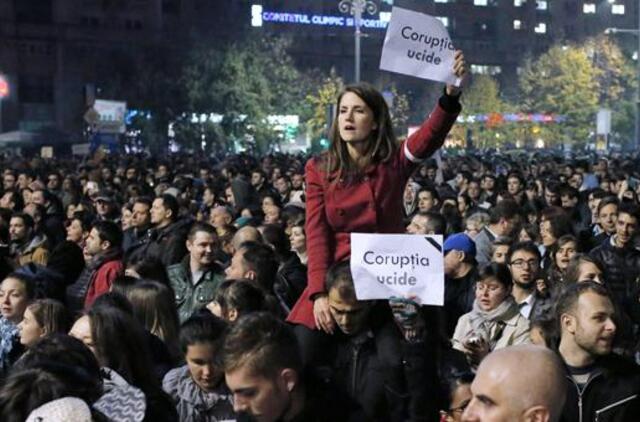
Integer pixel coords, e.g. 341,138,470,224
288,52,467,331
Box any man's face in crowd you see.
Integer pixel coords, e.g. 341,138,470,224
226,364,294,422
274,177,290,196
225,187,236,207
444,250,464,276
84,227,105,257
9,217,29,242
187,231,216,268
291,174,304,190
251,172,264,187
561,194,578,210
328,287,371,336
186,342,223,393
101,167,113,182
507,177,522,196
539,219,556,247
210,207,231,228
564,292,616,358
467,181,481,200
17,174,30,190
31,190,45,206
126,167,137,180
482,176,495,192
3,174,15,192
47,174,61,190
417,191,437,213
508,250,539,288
203,188,216,206
150,198,170,225
0,192,15,210
598,204,618,235
569,173,583,190
263,205,281,225
131,202,151,229
544,188,558,206
157,165,168,178
225,249,249,280
462,360,525,422
94,199,111,217
615,212,637,247
406,214,429,235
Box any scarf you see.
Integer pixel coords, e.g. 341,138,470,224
467,296,519,349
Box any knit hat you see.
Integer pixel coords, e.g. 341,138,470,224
26,397,92,422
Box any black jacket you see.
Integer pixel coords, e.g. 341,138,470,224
303,307,438,422
561,354,640,422
143,218,192,267
590,238,640,302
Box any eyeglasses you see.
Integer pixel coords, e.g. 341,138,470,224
509,259,538,269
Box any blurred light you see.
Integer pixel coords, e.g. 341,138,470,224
513,20,522,30
534,22,547,33
514,0,524,6
536,1,547,10
0,76,8,98
583,4,596,14
612,4,625,14
436,16,449,28
251,4,263,27
379,11,392,22
474,0,488,6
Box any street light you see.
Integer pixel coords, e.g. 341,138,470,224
605,24,640,149
339,0,378,83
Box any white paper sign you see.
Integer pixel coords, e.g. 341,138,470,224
380,7,459,86
350,233,444,305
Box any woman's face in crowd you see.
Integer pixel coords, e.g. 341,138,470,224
69,315,96,355
66,219,85,244
441,382,472,422
262,196,275,212
475,277,509,312
0,277,29,324
555,241,577,270
491,245,509,264
539,220,556,247
289,226,306,253
186,342,224,393
263,205,280,224
518,228,532,243
577,261,604,284
18,307,44,347
338,92,377,144
22,189,32,206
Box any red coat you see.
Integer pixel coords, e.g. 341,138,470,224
288,102,460,328
84,258,124,309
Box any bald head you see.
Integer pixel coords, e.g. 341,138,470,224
232,226,262,252
462,345,567,422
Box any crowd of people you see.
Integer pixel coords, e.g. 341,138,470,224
0,63,639,420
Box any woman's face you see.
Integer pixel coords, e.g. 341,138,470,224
338,92,377,144
441,383,472,422
475,277,510,312
518,227,532,243
18,307,44,347
66,219,85,244
66,204,77,220
289,226,306,253
555,241,577,270
22,189,32,206
539,220,556,247
69,315,96,356
262,196,275,212
0,277,29,324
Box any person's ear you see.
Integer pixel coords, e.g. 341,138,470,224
101,240,112,251
186,238,192,252
280,368,298,393
522,406,550,422
561,313,576,335
227,308,238,322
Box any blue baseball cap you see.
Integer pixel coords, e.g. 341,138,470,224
443,233,476,258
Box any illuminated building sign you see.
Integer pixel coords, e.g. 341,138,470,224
251,4,390,29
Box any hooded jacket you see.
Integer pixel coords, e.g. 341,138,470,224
13,234,49,267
